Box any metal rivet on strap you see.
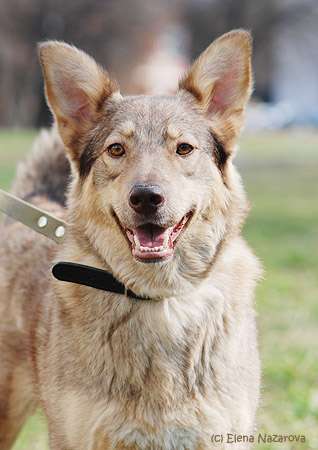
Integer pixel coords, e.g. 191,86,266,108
37,216,48,228
55,225,65,238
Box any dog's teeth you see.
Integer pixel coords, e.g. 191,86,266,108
138,245,165,253
128,217,191,256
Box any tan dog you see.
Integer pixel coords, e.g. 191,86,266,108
0,30,261,450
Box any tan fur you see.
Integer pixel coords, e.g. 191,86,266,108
179,30,253,151
0,30,261,450
39,41,119,163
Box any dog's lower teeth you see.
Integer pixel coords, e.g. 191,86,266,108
139,246,164,253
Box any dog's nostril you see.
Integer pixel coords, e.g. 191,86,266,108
150,193,164,206
129,185,165,213
130,193,141,206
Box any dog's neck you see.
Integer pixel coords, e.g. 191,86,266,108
53,253,226,406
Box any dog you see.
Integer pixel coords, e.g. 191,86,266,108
0,30,261,450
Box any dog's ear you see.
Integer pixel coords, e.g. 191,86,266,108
179,30,252,149
38,41,119,158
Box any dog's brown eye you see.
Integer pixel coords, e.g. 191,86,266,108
107,143,125,158
176,143,194,156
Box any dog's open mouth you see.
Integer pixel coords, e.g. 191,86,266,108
125,212,193,262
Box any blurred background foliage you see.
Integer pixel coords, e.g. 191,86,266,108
0,0,317,449
1,0,318,128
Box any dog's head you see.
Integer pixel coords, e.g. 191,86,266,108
39,30,252,297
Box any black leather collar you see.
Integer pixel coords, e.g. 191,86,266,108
52,261,151,301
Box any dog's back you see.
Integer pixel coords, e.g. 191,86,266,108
0,128,68,448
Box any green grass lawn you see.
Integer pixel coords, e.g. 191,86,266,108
0,129,318,450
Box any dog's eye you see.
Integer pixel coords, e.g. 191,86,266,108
107,143,125,158
176,143,194,156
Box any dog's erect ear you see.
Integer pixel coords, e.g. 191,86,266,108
179,30,252,148
38,41,119,157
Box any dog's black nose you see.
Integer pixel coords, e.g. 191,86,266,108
129,184,165,214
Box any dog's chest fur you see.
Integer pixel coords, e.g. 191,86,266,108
40,276,238,449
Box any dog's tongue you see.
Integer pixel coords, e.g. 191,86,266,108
126,217,191,261
135,224,167,248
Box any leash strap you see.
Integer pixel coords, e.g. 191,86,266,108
0,188,66,244
52,261,151,300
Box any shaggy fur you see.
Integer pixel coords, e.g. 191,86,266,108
0,30,261,450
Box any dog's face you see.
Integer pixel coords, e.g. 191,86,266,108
39,30,252,295
78,94,227,265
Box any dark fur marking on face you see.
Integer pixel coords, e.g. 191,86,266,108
79,138,99,178
79,115,115,179
210,131,228,172
79,129,108,178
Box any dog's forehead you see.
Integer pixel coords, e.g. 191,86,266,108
109,95,202,139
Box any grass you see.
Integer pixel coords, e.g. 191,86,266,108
0,130,36,188
0,129,317,450
241,131,318,450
